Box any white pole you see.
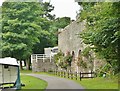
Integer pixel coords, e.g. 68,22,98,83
36,54,38,63
93,60,95,72
50,54,51,62
43,54,44,62
31,55,33,64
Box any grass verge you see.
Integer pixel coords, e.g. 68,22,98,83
20,70,32,74
20,74,47,90
76,77,118,89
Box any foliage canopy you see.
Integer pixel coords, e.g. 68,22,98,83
79,2,120,74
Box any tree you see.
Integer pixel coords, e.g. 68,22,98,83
78,2,120,74
49,17,71,45
32,2,55,54
0,6,2,58
1,2,53,70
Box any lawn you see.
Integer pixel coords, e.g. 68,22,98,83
76,77,118,90
20,75,47,90
20,70,32,74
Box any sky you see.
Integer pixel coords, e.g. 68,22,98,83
43,0,80,20
0,0,3,6
0,0,80,20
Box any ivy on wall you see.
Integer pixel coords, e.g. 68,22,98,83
54,51,73,69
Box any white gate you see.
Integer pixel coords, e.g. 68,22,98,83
31,54,52,63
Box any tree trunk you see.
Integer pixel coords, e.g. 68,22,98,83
26,59,31,70
24,60,26,66
20,61,23,70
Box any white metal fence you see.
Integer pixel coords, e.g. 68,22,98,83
31,54,52,63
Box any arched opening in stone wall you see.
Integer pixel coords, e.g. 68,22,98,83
78,49,81,56
72,51,75,58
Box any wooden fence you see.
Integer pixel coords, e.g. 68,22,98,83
49,70,95,81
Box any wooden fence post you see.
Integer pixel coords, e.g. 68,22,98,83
64,71,66,78
60,71,61,77
68,71,69,78
75,72,77,80
56,70,57,75
61,71,63,77
62,71,63,77
80,72,82,81
57,70,58,75
55,70,57,75
70,72,72,79
58,71,60,76
53,70,55,75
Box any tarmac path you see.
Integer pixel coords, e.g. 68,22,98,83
28,74,84,90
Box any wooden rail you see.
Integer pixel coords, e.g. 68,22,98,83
52,70,95,81
80,71,94,81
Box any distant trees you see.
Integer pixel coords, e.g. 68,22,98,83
49,17,71,46
78,2,120,74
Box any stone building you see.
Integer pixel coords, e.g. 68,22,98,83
31,19,103,73
58,20,86,57
58,19,102,73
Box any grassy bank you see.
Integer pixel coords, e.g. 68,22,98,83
76,77,118,89
20,75,47,90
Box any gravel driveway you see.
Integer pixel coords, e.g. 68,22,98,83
28,74,84,90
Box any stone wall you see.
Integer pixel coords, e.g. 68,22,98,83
32,58,56,72
58,20,86,57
